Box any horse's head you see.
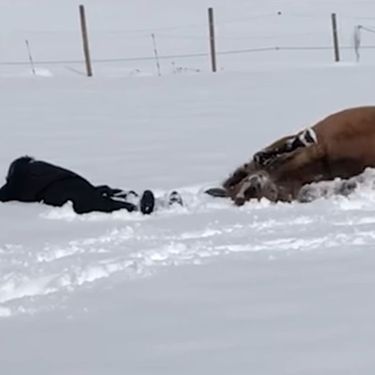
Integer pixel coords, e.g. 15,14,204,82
230,170,278,205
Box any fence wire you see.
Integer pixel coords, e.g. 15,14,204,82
2,12,375,69
1,44,375,67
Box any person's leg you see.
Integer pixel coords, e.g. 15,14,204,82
87,190,154,215
42,178,137,214
73,193,137,214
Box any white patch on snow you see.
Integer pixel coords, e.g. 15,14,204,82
0,274,57,304
35,68,53,77
0,306,11,318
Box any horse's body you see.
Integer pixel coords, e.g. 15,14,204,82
220,106,375,205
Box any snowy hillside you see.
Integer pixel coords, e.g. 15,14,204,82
2,1,375,374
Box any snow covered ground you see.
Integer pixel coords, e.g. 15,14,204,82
2,1,375,374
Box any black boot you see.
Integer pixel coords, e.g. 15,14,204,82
140,190,155,215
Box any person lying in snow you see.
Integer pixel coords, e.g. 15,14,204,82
206,106,375,204
0,156,182,215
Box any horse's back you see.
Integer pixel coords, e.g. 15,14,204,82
314,106,375,178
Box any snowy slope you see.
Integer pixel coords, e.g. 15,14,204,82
1,1,375,374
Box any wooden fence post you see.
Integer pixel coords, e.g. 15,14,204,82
151,33,162,76
79,4,93,77
208,7,217,72
25,40,36,76
331,13,340,62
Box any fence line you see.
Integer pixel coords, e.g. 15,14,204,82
1,44,375,67
2,10,375,72
156,31,326,40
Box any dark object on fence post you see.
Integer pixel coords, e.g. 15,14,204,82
331,13,340,62
79,4,93,77
208,7,217,72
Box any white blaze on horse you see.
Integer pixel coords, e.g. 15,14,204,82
207,106,375,205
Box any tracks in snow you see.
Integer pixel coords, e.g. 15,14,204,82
2,188,375,317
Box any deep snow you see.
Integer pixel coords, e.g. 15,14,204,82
2,1,375,374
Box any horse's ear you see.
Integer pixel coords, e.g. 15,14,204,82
222,166,248,189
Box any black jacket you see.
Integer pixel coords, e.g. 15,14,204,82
0,156,89,202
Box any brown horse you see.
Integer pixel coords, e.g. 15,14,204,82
211,106,375,205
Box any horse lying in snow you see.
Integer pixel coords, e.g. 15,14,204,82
207,106,375,205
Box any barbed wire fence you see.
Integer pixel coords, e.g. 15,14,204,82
2,5,375,77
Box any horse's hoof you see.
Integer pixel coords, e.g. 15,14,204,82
205,187,228,198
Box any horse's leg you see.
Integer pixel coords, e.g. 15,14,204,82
253,128,318,167
253,135,294,166
205,187,228,198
